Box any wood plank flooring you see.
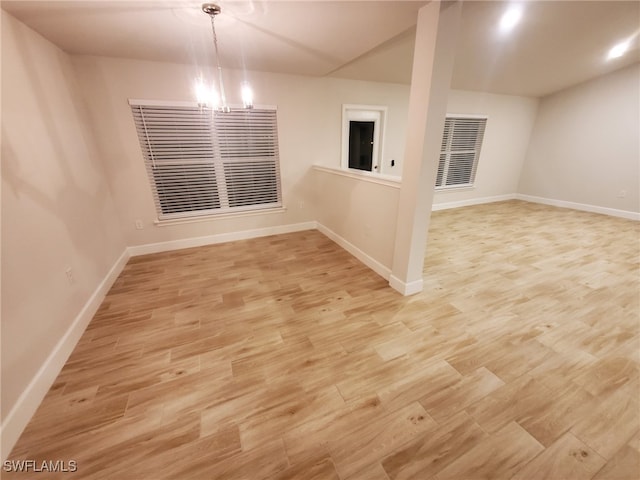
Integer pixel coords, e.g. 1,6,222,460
6,200,640,479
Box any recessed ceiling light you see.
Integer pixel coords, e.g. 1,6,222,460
607,40,631,60
499,5,523,34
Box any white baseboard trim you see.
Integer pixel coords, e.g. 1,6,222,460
516,194,640,221
0,248,130,461
315,223,391,281
432,194,517,211
127,222,318,256
389,275,424,296
314,223,424,296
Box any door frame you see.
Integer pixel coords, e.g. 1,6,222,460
341,104,387,174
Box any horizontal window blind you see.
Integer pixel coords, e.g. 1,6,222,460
436,116,486,189
215,110,281,209
131,103,282,220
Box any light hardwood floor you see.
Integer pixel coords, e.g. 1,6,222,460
7,200,640,479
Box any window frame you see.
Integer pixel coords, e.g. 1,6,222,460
129,99,283,221
341,104,387,175
436,114,487,191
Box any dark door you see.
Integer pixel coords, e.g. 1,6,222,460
348,121,375,171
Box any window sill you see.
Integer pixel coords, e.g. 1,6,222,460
153,207,288,227
435,184,476,192
313,165,401,188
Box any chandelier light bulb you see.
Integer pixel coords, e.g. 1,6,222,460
194,78,209,106
194,78,219,107
241,83,254,109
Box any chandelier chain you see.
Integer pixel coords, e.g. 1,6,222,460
209,12,228,110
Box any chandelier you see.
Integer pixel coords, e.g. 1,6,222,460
196,3,253,111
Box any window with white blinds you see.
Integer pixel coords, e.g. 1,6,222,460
130,101,282,220
436,116,487,189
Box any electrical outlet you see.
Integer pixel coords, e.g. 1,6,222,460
135,220,144,230
65,267,74,285
617,190,627,198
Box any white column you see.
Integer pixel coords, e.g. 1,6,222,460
389,1,462,295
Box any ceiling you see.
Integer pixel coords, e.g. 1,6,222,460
2,0,639,97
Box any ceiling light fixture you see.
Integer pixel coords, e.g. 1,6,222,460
197,3,254,111
241,82,254,109
499,4,523,34
607,39,631,60
195,76,218,106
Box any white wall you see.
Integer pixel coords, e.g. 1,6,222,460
312,88,538,277
1,32,542,415
70,56,411,248
1,12,126,455
312,169,400,275
69,51,538,256
519,63,640,214
434,90,539,206
4,2,632,463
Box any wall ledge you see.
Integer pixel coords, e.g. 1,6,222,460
312,165,401,188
